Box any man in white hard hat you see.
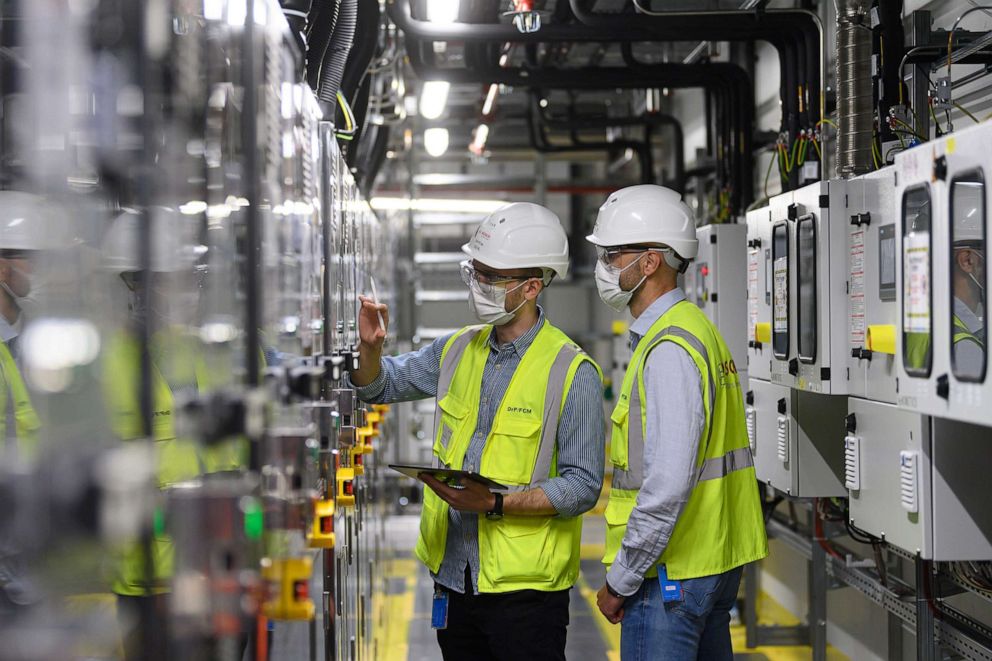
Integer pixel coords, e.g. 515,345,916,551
101,208,246,661
950,181,985,380
587,185,767,660
351,202,605,660
0,191,64,458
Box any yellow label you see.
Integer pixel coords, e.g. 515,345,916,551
947,137,956,154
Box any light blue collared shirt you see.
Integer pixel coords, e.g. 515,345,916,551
606,288,708,596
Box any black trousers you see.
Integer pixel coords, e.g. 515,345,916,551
435,574,570,661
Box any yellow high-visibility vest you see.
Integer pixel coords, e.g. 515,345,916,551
103,329,247,596
415,319,602,593
603,300,768,580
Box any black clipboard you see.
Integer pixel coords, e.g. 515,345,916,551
388,464,507,491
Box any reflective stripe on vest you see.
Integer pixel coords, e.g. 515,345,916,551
416,320,603,593
953,314,984,349
604,300,768,581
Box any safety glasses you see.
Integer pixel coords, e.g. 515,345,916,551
460,260,541,296
596,246,667,268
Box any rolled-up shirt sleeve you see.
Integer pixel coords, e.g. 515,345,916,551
350,333,455,404
540,361,606,517
606,341,705,596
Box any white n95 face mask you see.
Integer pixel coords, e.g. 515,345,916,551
468,279,527,326
595,254,647,312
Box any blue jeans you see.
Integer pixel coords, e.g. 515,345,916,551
620,565,744,661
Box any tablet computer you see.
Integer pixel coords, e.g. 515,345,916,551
388,464,507,491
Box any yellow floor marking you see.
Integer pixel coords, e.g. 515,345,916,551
376,558,418,661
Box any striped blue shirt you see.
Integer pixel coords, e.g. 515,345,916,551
353,307,605,593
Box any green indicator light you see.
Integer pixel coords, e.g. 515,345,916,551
244,498,264,540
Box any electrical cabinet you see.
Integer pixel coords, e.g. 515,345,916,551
846,167,899,403
746,205,773,381
687,224,748,380
789,181,850,395
747,380,846,497
845,399,930,555
895,122,992,426
894,140,950,418
847,399,992,560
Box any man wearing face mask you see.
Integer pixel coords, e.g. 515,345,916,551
0,192,60,460
350,202,605,660
950,193,985,377
588,185,767,660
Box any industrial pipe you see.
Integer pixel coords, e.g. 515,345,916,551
836,0,873,177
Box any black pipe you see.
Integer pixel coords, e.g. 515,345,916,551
539,108,686,192
527,93,655,183
567,0,821,131
339,0,380,102
317,0,356,114
876,0,905,144
358,124,391,197
306,0,338,90
389,0,819,48
619,45,753,208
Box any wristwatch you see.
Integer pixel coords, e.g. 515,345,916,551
485,492,504,521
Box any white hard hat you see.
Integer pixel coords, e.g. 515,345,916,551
0,191,69,251
953,181,983,246
102,207,192,273
586,184,699,261
461,202,570,280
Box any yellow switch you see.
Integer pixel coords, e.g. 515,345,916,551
755,322,772,345
350,446,366,476
261,557,315,621
336,466,356,506
308,499,335,549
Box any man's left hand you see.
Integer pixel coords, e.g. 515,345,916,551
596,584,625,624
419,473,496,513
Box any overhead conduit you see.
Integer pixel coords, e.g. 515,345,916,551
388,0,822,194
407,40,752,210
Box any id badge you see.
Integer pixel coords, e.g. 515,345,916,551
657,566,683,603
431,588,449,630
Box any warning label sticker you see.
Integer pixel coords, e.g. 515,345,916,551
904,232,930,333
774,256,788,333
849,229,866,346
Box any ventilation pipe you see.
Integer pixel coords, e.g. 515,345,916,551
836,0,873,178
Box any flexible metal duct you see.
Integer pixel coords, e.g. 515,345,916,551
317,0,356,113
836,0,873,178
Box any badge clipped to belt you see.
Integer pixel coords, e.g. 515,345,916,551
657,566,683,603
431,587,449,630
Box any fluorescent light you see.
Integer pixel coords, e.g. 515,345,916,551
426,0,459,23
370,197,508,213
470,124,490,155
419,81,450,120
482,84,499,116
424,127,449,157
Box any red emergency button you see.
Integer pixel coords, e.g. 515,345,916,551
701,265,710,277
